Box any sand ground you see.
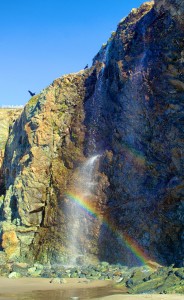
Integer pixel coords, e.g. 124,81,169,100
94,295,184,300
0,277,183,300
0,277,113,293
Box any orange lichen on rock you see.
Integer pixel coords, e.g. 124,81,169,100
2,231,20,260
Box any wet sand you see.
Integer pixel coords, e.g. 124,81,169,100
0,277,114,293
0,277,183,300
0,277,120,299
94,295,184,300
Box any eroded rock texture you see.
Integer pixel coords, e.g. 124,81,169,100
0,108,22,251
0,109,22,190
0,0,184,266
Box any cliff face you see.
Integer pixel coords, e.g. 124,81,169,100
0,108,22,171
0,108,22,253
0,108,22,209
0,0,184,266
92,0,184,266
0,73,95,262
155,0,184,19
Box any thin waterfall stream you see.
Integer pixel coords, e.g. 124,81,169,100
64,41,111,266
88,41,111,153
65,155,100,266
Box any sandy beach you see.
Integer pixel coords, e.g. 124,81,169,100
94,295,184,300
0,277,114,293
0,277,183,300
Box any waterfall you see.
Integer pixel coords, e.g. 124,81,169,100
65,40,111,265
65,155,100,265
78,155,100,197
102,41,111,65
87,41,112,154
87,76,103,153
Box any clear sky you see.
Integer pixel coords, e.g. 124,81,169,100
0,0,145,106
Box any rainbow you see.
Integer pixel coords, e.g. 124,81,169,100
66,192,153,267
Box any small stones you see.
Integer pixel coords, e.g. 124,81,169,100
61,278,67,284
50,278,67,284
116,277,124,283
175,269,184,279
1,261,183,294
12,262,29,276
50,278,61,284
77,279,90,284
8,271,22,279
28,267,37,275
101,261,109,267
126,278,133,288
0,252,6,265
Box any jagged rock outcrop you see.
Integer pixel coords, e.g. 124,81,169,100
0,0,184,267
0,108,22,246
0,108,22,189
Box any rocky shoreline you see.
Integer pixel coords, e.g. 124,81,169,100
0,258,183,294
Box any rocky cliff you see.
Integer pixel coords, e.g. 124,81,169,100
0,0,183,267
0,108,22,175
0,108,22,218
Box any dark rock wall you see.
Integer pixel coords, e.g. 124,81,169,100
0,0,184,266
89,1,184,266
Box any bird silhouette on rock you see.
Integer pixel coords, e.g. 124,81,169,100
28,90,36,97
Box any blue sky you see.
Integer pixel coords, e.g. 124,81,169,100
0,0,144,106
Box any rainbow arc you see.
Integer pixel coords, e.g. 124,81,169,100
66,192,154,267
